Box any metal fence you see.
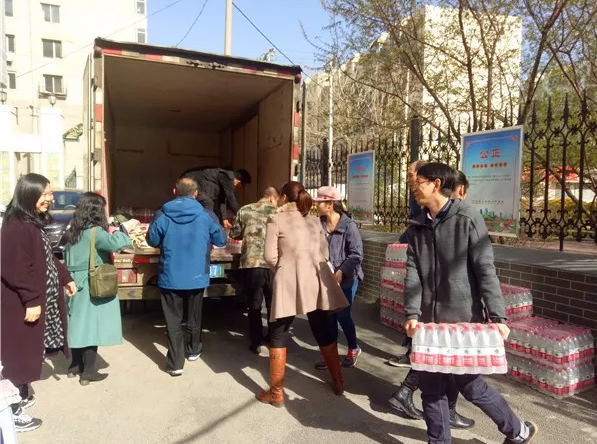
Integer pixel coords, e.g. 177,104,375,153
303,96,597,249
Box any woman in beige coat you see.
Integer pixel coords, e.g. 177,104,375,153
257,181,349,408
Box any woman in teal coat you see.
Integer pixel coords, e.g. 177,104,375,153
63,193,132,386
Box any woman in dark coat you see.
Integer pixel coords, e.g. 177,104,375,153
0,173,76,433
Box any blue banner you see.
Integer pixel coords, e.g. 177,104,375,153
461,127,524,237
347,151,375,224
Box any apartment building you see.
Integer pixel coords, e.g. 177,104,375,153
0,0,147,202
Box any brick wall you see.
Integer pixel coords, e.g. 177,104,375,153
495,262,597,338
358,230,597,339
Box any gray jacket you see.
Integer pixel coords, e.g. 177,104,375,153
321,214,364,289
404,199,506,323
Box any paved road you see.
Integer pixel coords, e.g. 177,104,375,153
17,299,597,444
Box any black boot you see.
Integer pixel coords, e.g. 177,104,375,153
80,346,108,386
450,408,475,429
388,384,423,420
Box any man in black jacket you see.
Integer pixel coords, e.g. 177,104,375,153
181,167,251,228
403,162,537,444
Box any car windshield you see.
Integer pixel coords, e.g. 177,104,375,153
52,191,81,210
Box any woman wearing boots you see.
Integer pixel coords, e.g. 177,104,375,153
257,181,349,407
314,186,364,368
63,193,132,386
1,174,76,432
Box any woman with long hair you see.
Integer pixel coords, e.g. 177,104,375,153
257,181,349,408
1,173,76,432
313,186,364,368
63,192,132,386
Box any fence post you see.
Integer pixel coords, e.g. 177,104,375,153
409,115,421,164
322,138,330,186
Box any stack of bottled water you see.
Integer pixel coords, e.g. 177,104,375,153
379,243,408,333
410,323,508,375
506,319,595,398
499,283,534,321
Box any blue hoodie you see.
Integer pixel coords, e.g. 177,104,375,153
147,196,226,290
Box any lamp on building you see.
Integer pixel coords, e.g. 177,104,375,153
48,94,57,107
0,90,7,104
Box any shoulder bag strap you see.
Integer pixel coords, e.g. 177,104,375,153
89,227,97,272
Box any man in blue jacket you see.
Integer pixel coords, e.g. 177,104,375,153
147,177,227,376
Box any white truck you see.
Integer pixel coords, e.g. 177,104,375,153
83,38,304,300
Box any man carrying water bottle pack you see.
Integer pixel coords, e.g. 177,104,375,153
403,162,538,444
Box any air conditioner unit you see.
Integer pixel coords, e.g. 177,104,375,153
6,52,14,63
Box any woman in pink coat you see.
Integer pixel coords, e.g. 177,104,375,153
256,181,348,408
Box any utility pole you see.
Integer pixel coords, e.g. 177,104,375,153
327,71,334,186
224,0,232,55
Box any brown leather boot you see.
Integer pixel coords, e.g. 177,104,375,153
320,343,344,395
256,347,286,408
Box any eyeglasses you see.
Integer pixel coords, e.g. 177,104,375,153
412,180,431,190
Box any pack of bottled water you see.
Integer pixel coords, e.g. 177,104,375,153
500,283,534,321
226,238,242,255
507,354,595,398
379,243,408,332
410,323,508,374
505,318,595,397
507,319,595,367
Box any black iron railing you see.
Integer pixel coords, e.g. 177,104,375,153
303,95,597,249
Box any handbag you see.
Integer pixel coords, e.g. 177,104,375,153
88,227,118,298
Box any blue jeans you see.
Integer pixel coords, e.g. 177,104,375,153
329,279,359,350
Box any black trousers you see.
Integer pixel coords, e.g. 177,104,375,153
69,346,99,378
11,384,29,413
419,372,522,443
270,309,334,349
161,288,205,371
403,369,460,411
243,268,273,348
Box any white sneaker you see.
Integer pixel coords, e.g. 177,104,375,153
167,369,184,377
188,352,203,362
13,412,42,432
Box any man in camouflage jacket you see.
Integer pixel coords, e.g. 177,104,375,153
229,186,279,354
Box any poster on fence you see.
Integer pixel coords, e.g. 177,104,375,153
347,151,375,224
461,126,524,238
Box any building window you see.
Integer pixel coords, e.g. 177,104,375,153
43,75,63,93
6,34,15,52
41,3,60,23
8,73,16,89
42,39,62,58
137,28,146,44
5,0,13,17
136,0,145,14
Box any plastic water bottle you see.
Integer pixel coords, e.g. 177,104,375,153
488,324,507,373
411,323,426,366
462,325,478,373
424,324,439,372
438,324,452,371
450,324,465,375
474,325,491,373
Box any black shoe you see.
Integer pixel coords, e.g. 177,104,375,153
20,395,36,410
250,345,262,355
387,354,411,368
79,373,108,386
502,421,538,443
388,385,423,420
450,408,475,429
315,360,328,370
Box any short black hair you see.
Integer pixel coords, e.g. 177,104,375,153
235,169,252,185
417,162,457,198
261,186,278,199
175,177,198,196
455,170,469,192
